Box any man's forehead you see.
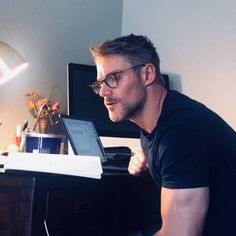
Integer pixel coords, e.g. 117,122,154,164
96,55,130,75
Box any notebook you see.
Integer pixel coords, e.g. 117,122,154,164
59,114,130,172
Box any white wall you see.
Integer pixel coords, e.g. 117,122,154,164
2,1,235,151
0,0,123,149
122,0,236,130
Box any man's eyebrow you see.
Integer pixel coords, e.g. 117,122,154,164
97,71,113,81
97,77,103,82
97,75,107,82
97,66,123,81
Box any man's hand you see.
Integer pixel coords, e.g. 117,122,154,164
128,149,148,175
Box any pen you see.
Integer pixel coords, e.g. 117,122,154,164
16,125,21,151
22,120,28,132
19,120,28,152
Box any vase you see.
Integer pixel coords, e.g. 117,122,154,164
38,117,49,133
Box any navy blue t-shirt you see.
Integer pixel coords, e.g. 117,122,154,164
141,90,236,235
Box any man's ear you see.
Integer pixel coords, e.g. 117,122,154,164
142,64,156,87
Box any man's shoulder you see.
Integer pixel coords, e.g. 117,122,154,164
165,90,206,109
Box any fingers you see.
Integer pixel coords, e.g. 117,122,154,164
128,149,148,176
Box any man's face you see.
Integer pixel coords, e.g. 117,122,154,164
95,55,146,122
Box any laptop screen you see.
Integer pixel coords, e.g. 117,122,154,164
59,114,107,162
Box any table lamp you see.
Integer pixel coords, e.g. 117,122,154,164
0,41,28,86
0,41,28,128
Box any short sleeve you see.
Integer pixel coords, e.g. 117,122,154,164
158,124,211,189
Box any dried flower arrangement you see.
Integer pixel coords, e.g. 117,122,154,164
25,89,60,133
25,90,60,119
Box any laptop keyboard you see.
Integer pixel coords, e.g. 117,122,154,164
100,153,131,172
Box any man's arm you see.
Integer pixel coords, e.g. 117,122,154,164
154,187,209,236
128,150,209,236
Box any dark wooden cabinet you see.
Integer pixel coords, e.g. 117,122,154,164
0,175,34,236
0,172,161,236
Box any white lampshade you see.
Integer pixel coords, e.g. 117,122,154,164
0,41,28,85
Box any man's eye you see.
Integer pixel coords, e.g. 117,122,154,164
106,75,115,83
114,72,123,80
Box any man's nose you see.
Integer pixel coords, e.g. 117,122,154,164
99,82,111,97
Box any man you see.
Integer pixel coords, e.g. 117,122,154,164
89,34,236,236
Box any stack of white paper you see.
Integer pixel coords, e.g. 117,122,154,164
0,152,103,179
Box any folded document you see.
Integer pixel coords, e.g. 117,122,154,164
0,152,103,179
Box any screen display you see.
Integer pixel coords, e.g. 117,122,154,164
67,63,169,138
60,115,106,161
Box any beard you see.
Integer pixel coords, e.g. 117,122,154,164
108,90,146,122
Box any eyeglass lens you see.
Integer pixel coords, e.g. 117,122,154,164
90,64,145,94
90,74,117,94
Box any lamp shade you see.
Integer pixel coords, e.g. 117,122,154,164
0,42,28,85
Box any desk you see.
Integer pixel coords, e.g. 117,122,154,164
0,171,161,236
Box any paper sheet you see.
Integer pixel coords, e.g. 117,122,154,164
0,152,103,179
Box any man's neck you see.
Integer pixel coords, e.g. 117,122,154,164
132,85,167,134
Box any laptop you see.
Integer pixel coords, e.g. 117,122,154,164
59,114,131,173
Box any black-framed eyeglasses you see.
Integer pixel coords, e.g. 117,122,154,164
89,64,145,94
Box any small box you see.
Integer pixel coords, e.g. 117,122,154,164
25,133,65,154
